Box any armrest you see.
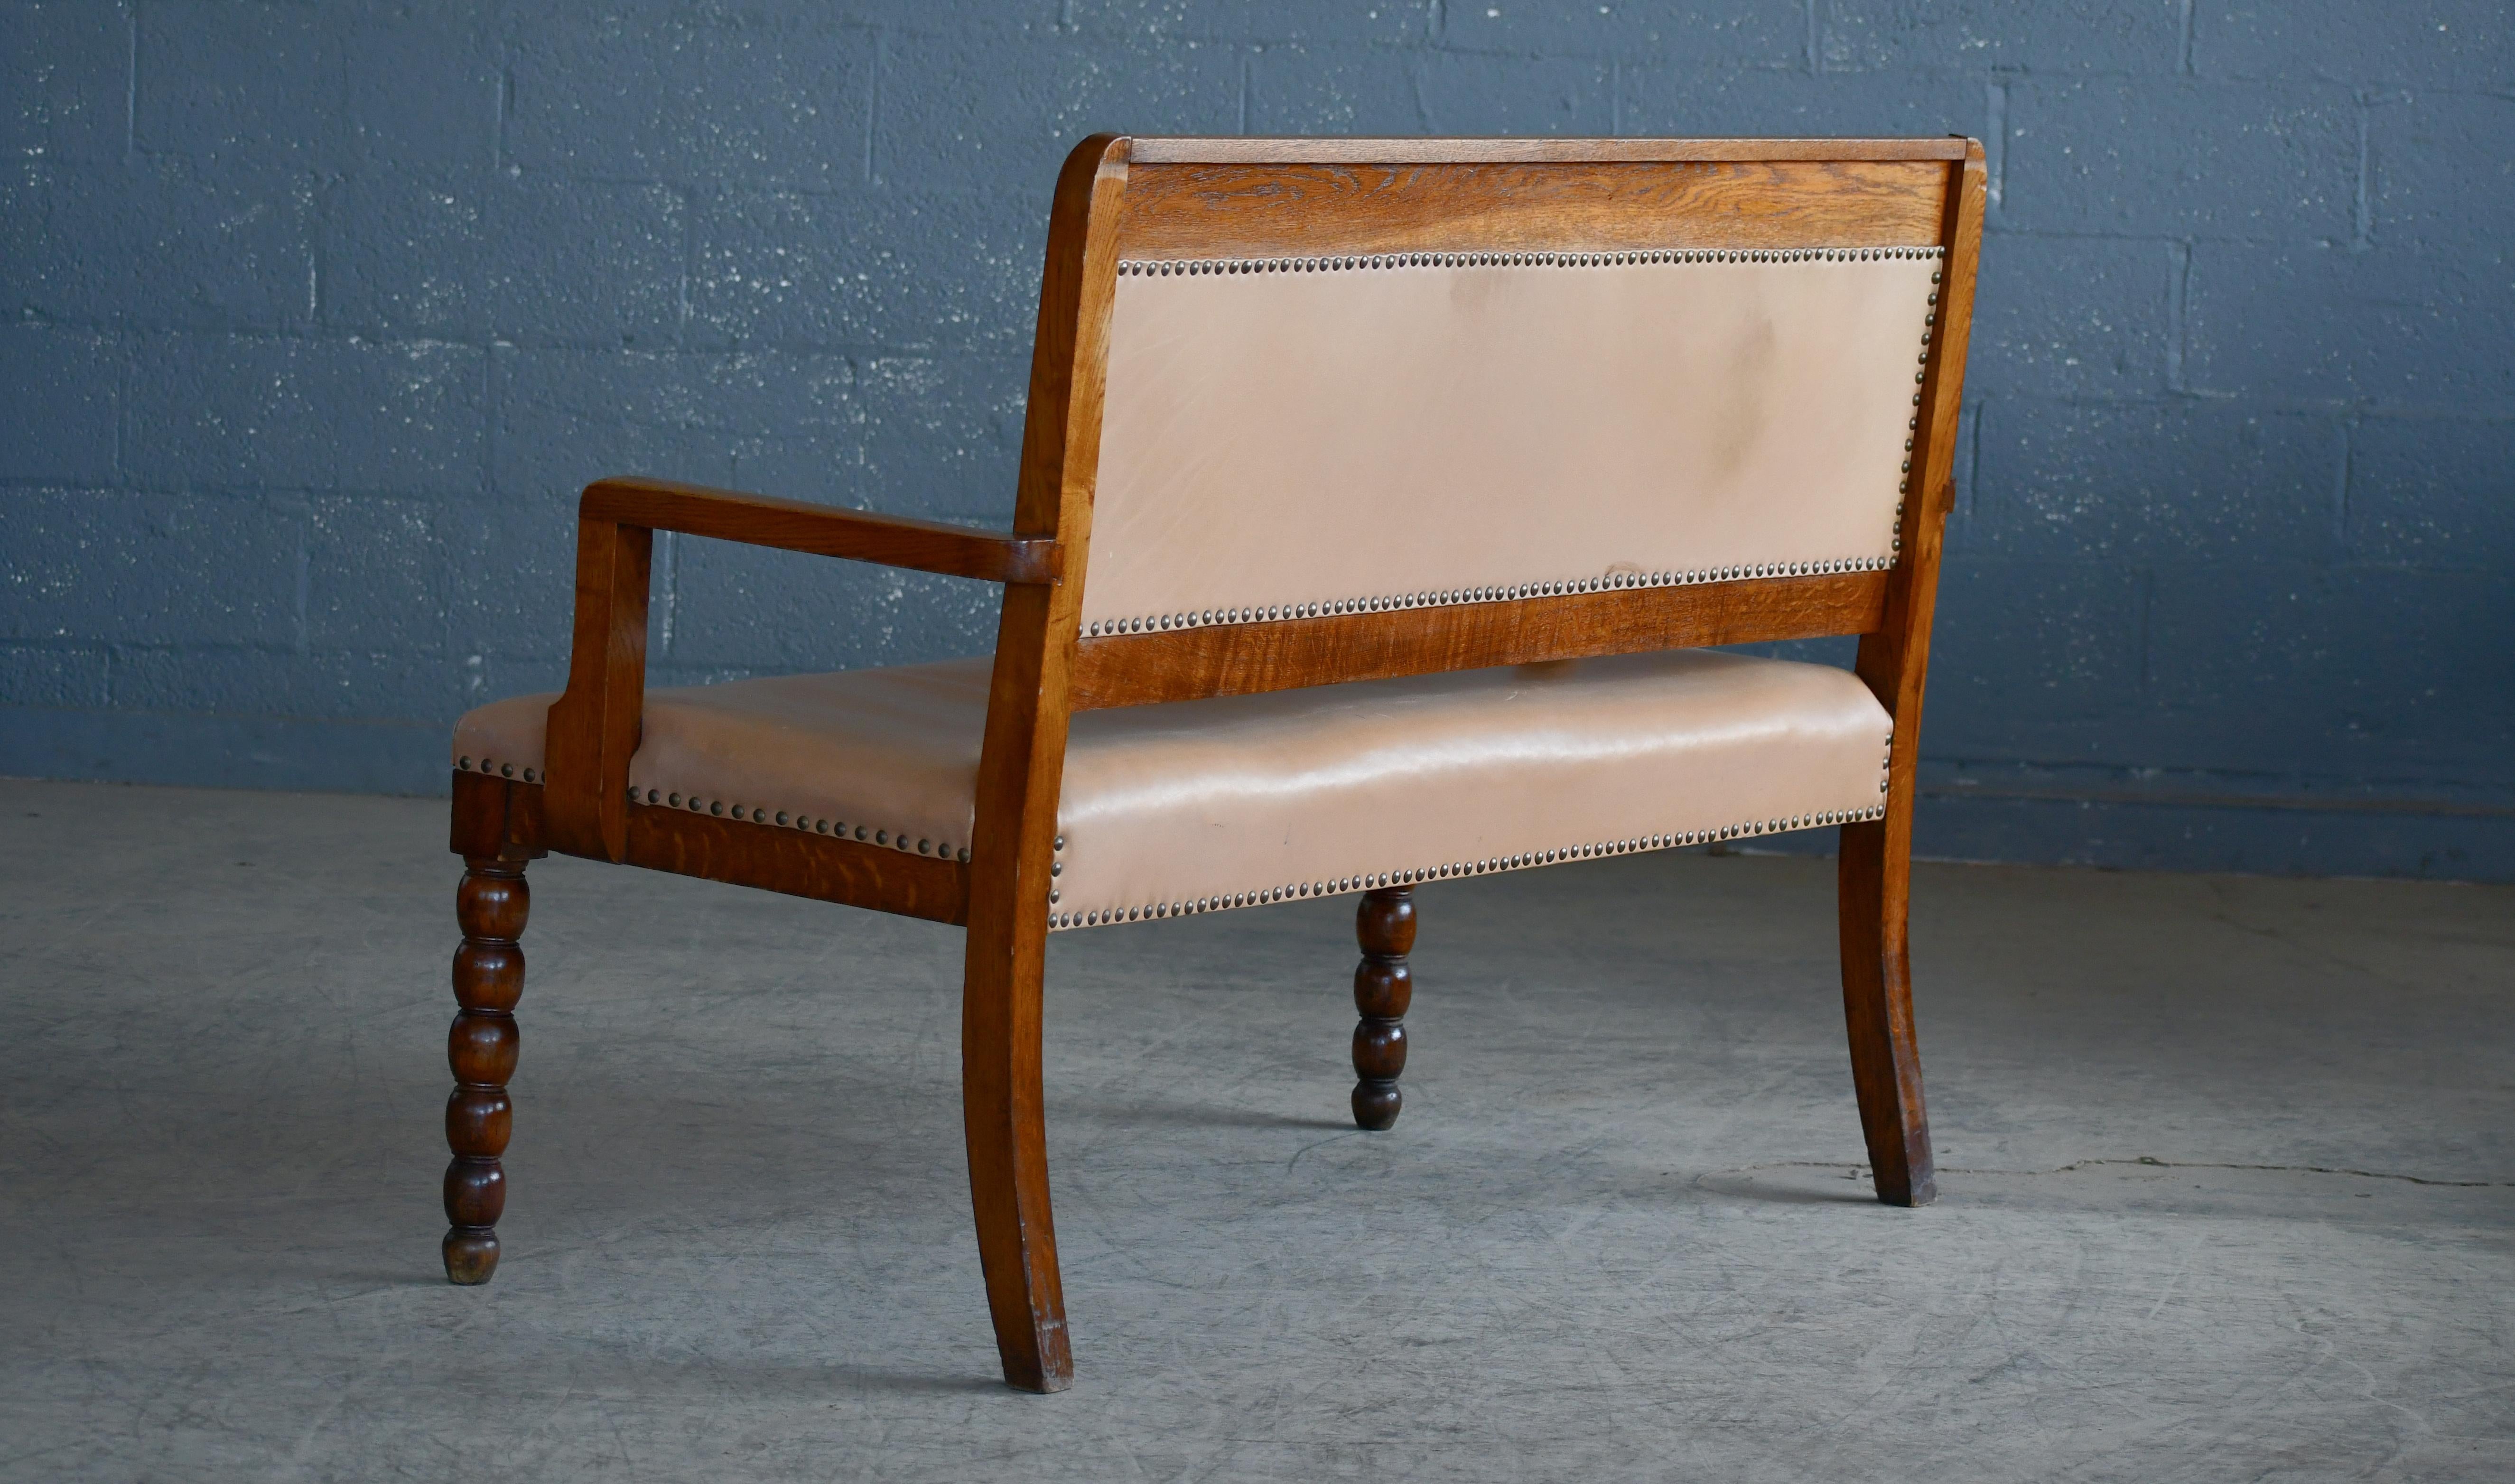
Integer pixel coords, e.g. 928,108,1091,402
541,478,1060,862
581,476,1062,584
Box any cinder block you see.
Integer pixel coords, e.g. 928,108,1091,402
711,350,873,507
1971,234,2174,400
690,191,1041,354
0,325,119,483
1973,398,2345,563
336,9,499,169
664,542,1000,673
134,2,494,168
306,497,443,654
134,1,335,163
441,496,580,664
1445,1,1801,62
0,644,111,707
1618,64,1980,139
127,334,486,495
490,348,859,501
2002,78,2355,238
2198,1,2513,90
1068,0,1426,45
878,31,1239,193
28,158,316,330
1817,0,2182,74
2144,563,2515,784
1,0,130,163
508,18,875,191
111,646,469,723
486,177,686,348
838,354,1027,520
2348,417,2515,569
1410,52,1612,136
319,172,488,339
2185,243,2515,411
0,490,302,646
1246,48,1439,136
2367,93,2515,250
1924,556,2147,761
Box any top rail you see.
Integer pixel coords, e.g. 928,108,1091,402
1126,137,1975,165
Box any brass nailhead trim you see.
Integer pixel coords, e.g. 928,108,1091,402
1091,250,1943,638
1046,805,1894,932
453,758,977,864
1082,558,1901,639
1116,245,1947,276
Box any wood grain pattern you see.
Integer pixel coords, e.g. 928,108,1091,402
478,777,970,924
582,477,1063,584
955,132,1131,1396
1836,142,1985,1210
624,803,969,924
1068,571,1890,709
1118,159,1948,259
1127,137,1975,164
541,514,652,862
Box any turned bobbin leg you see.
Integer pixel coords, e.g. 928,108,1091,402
1351,886,1416,1131
444,853,529,1283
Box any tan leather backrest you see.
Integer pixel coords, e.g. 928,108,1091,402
1080,247,1941,637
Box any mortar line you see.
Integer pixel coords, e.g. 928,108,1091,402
1984,82,2008,213
2135,566,2153,692
2333,419,2355,548
123,8,139,158
2164,240,2191,394
865,29,883,186
2352,99,2373,250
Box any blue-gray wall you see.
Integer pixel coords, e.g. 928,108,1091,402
4,3,2510,880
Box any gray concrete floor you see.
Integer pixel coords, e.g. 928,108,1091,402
2,777,2510,1482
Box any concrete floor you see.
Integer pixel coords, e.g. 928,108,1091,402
1,778,2509,1482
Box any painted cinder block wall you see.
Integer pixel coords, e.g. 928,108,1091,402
3,3,2509,880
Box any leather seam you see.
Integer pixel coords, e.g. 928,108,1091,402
1115,245,1946,275
1081,558,1896,638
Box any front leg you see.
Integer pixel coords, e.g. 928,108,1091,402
443,852,529,1281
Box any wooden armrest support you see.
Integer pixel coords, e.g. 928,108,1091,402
541,479,1060,862
581,476,1062,584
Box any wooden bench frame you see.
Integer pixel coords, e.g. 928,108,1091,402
441,134,1987,1393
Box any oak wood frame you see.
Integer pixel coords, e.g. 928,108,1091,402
444,133,1986,1393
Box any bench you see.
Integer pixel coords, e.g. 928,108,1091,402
440,133,1987,1392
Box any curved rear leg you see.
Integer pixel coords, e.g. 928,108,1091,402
1837,817,1936,1206
961,900,1071,1392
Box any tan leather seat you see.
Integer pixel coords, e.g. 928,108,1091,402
452,649,1891,928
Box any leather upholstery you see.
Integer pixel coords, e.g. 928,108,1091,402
1085,251,1939,634
452,650,1892,928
